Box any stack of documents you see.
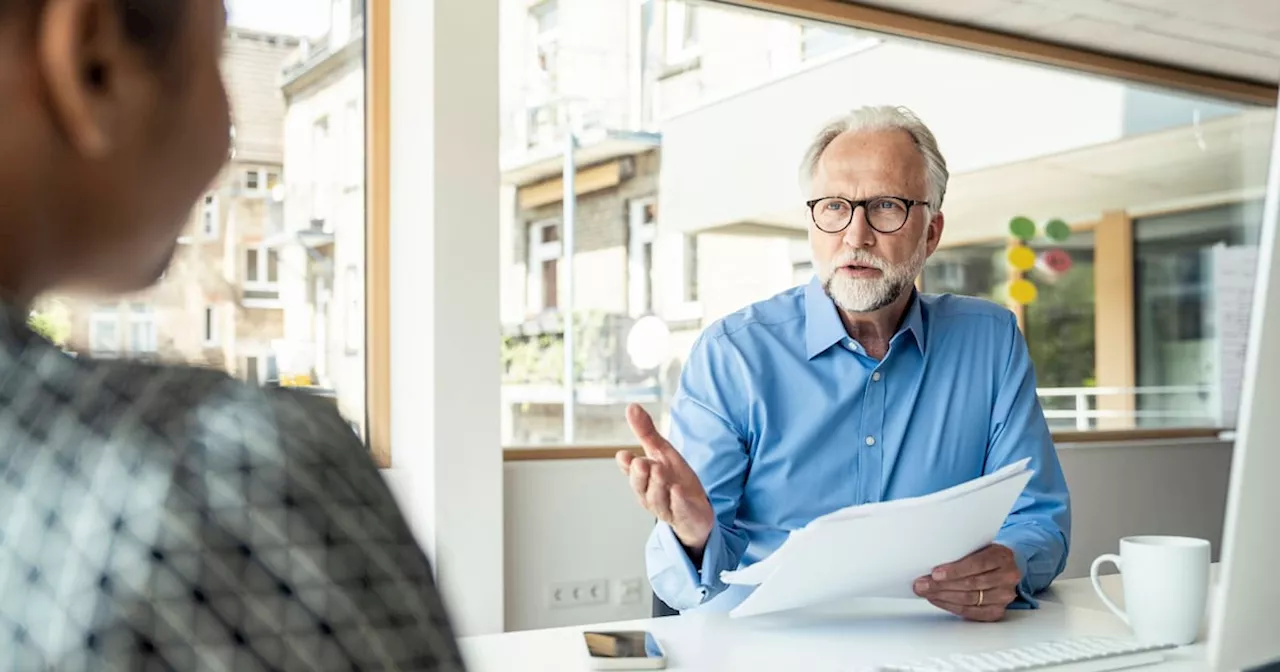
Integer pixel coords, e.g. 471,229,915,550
720,458,1034,618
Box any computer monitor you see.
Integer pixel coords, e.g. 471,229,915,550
1206,105,1280,671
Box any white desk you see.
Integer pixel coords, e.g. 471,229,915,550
460,571,1220,672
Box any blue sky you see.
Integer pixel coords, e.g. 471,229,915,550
227,0,332,38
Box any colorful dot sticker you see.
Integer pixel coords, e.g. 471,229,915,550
1007,245,1037,272
1008,216,1037,241
1040,248,1073,274
1008,279,1038,305
1045,219,1071,242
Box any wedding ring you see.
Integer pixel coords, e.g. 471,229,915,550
977,589,985,607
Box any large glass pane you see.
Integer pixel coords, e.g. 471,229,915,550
1135,201,1265,428
496,0,1274,445
30,0,370,437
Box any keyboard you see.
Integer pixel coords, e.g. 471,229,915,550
864,636,1177,672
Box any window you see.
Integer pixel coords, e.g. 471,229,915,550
201,193,218,238
33,1,371,455
244,246,281,304
629,198,657,316
203,305,218,346
1136,202,1265,429
528,220,562,313
663,1,699,65
89,306,120,357
529,1,560,93
128,304,157,354
497,0,1274,445
245,247,280,285
244,354,280,386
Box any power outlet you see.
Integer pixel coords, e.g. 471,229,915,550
618,578,646,605
549,579,609,608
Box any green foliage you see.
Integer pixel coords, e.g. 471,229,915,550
1024,260,1096,389
28,304,71,346
500,309,614,385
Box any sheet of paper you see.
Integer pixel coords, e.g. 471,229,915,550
720,459,1030,588
720,464,1034,618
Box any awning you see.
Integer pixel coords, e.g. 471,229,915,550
501,128,661,187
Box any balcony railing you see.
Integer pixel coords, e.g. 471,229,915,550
501,311,661,391
503,93,631,159
1038,385,1218,431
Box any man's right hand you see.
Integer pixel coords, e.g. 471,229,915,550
616,404,715,557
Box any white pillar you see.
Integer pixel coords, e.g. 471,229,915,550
388,0,503,636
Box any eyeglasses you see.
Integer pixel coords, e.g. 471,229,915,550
805,196,929,234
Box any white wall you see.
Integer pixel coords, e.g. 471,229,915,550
1055,439,1232,579
504,460,655,632
502,440,1234,631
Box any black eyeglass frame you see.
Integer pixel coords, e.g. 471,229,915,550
805,196,931,234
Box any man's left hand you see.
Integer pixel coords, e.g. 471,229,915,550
913,544,1021,622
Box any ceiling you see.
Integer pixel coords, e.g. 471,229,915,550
841,0,1280,85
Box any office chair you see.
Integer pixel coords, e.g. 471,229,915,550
652,593,679,617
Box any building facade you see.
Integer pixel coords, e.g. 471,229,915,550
54,28,297,385
277,0,368,436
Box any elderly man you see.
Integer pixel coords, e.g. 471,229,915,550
0,0,463,668
618,105,1070,622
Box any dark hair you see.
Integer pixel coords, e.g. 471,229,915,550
2,0,187,62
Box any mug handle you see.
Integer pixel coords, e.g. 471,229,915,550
1090,554,1128,625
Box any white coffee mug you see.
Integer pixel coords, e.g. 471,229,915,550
1090,535,1210,646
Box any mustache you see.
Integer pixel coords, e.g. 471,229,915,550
831,251,888,270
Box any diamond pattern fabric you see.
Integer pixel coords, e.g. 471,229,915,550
0,306,465,671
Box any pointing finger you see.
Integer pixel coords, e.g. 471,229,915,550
627,404,674,460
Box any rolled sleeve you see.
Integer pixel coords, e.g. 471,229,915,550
987,312,1072,608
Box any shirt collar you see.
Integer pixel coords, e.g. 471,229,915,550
804,276,927,359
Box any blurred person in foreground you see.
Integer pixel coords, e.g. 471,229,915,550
0,0,464,669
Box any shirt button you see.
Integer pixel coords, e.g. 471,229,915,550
865,436,876,446
844,341,858,352
871,372,882,382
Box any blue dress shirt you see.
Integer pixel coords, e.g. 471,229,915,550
646,277,1071,613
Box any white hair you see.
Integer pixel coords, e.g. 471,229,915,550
798,105,949,211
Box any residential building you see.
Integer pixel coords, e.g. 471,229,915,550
56,28,297,383
277,0,367,436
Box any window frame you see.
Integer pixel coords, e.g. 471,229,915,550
128,303,158,355
628,197,658,317
243,245,282,307
202,305,219,347
88,306,121,358
528,219,563,314
201,192,219,239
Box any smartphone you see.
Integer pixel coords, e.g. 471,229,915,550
582,630,667,670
